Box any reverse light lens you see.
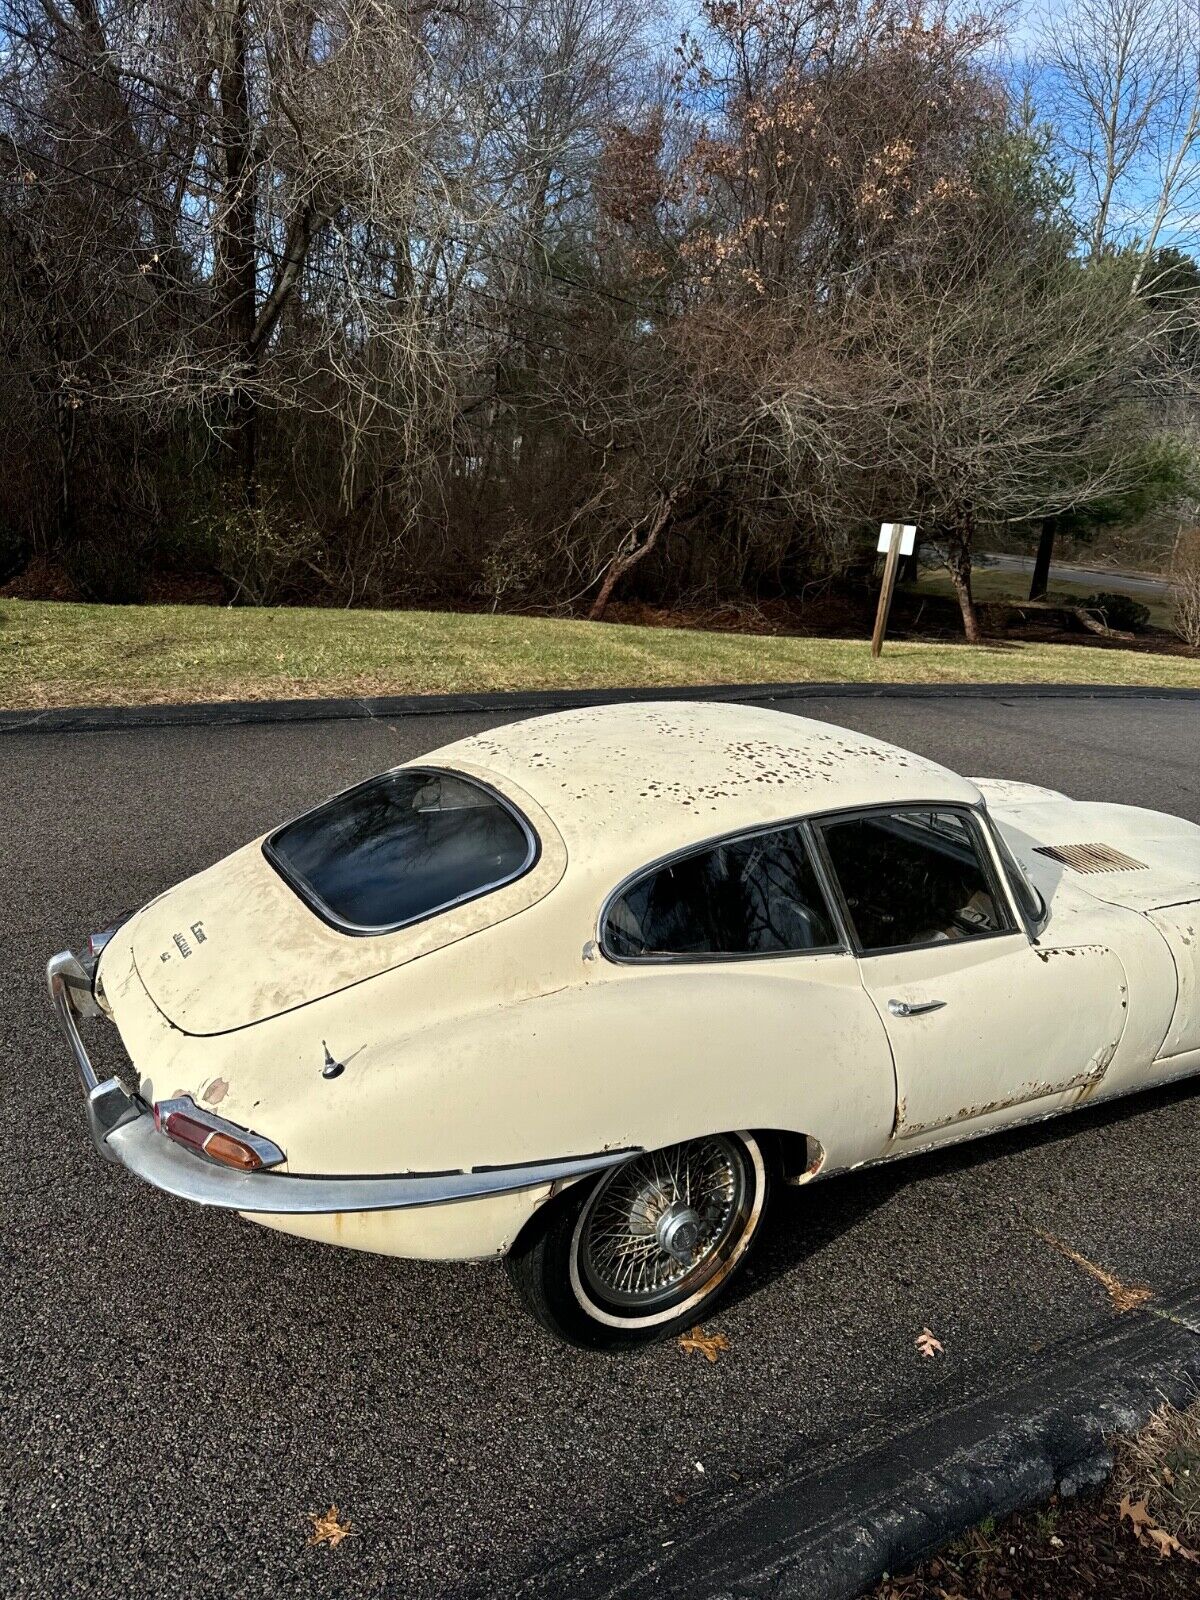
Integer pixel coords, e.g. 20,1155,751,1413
155,1104,266,1171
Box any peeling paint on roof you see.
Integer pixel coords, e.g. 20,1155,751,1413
425,701,981,873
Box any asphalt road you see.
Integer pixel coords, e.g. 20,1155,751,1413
2,693,1199,1599
977,551,1170,600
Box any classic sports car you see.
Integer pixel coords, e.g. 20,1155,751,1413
49,702,1200,1348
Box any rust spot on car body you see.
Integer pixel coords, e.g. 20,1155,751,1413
898,1048,1119,1136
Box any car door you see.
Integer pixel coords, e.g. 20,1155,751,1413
813,806,1129,1145
600,818,900,1166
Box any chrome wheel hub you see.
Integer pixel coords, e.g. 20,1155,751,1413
574,1136,749,1312
656,1204,704,1261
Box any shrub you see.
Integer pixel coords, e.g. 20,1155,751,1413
473,517,542,611
194,497,323,605
63,538,149,604
0,524,29,586
1077,591,1152,633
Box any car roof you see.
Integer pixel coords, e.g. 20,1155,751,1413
424,701,982,879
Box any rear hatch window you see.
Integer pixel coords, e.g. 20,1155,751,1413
264,768,539,934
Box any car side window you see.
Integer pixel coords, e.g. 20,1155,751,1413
817,809,1013,954
604,824,839,959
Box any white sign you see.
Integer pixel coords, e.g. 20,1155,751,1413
877,522,916,557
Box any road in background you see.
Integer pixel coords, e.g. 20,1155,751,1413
975,551,1171,600
2,693,1198,1599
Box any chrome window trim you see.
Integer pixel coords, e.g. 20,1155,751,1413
597,815,846,966
262,764,540,937
980,813,1050,940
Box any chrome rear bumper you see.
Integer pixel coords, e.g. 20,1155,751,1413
47,949,633,1215
47,950,142,1162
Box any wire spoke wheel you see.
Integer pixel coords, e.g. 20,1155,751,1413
569,1134,764,1327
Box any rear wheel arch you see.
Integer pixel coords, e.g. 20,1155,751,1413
505,1129,783,1349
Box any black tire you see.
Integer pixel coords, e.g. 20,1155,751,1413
505,1131,772,1351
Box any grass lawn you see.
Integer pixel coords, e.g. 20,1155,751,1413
2,598,1199,711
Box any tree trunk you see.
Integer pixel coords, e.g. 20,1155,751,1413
945,538,982,644
589,491,676,621
1029,517,1055,600
219,0,259,503
54,393,78,547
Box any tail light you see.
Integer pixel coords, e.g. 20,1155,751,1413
153,1098,284,1171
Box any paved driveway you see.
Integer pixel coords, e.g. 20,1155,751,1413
2,693,1197,1598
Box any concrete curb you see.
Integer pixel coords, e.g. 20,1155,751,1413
4,679,1200,735
528,1287,1200,1600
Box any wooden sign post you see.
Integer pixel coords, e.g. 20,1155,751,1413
871,522,916,658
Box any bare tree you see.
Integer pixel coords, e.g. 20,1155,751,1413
1040,0,1200,278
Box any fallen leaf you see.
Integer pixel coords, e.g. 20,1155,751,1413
1143,1525,1199,1562
679,1325,730,1363
1034,1230,1152,1314
915,1326,944,1359
1118,1497,1198,1561
1120,1495,1153,1533
307,1505,355,1549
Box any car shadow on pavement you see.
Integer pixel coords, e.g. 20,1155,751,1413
724,1075,1200,1312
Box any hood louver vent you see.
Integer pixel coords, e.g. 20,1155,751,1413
1033,843,1148,874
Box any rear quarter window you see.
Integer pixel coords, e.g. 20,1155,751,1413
264,769,538,933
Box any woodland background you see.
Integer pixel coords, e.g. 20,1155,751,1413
4,0,1200,641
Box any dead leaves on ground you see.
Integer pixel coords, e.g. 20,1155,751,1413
307,1505,355,1550
1120,1495,1199,1563
678,1325,730,1363
915,1326,944,1359
1034,1229,1152,1314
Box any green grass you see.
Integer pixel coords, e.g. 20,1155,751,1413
2,598,1199,711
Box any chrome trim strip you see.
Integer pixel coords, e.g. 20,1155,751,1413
104,1122,639,1213
49,947,636,1212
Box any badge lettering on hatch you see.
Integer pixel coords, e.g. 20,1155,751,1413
161,922,206,962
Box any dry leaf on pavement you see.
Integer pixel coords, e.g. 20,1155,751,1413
307,1505,355,1549
1034,1229,1152,1313
678,1325,730,1363
915,1327,944,1359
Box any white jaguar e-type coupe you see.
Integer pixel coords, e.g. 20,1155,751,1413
49,702,1200,1348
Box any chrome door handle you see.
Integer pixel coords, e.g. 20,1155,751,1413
888,998,946,1018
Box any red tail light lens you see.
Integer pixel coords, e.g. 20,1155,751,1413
154,1100,273,1171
